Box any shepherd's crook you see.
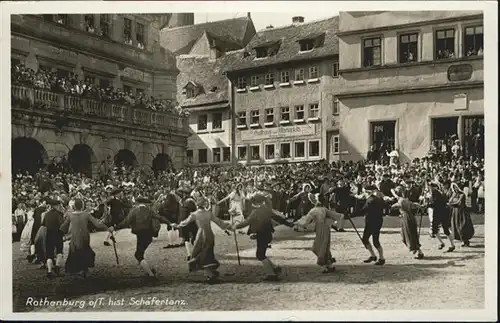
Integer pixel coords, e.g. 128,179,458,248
417,205,425,238
232,228,241,266
346,214,364,244
110,232,119,265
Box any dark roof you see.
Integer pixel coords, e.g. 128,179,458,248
160,17,254,55
224,16,339,73
176,50,244,108
204,31,242,51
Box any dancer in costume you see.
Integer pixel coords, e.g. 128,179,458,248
173,197,231,284
27,199,47,264
42,199,65,278
428,182,456,252
217,183,246,234
173,187,198,260
288,183,313,221
232,194,282,281
449,182,475,247
104,189,131,246
60,198,109,278
294,193,342,273
110,196,173,279
20,205,34,254
390,186,424,259
331,179,351,232
357,185,386,265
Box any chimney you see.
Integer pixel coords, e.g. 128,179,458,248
247,12,251,19
266,25,274,29
292,16,304,24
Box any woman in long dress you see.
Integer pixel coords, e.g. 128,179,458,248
294,193,341,273
390,186,424,259
217,183,246,234
60,198,109,277
20,206,34,254
449,183,475,247
289,183,313,221
174,197,231,284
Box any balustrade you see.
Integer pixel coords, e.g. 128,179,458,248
11,85,188,133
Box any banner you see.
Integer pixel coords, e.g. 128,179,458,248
240,124,316,141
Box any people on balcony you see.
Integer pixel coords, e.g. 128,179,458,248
11,63,188,117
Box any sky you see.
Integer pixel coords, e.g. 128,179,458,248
194,12,339,31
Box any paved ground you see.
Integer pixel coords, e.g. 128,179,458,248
12,216,485,312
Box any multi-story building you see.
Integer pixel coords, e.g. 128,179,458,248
11,13,192,175
336,11,484,161
160,16,256,165
225,16,340,165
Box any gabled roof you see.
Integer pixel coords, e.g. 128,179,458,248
224,16,339,73
177,50,244,108
160,16,254,55
183,81,201,89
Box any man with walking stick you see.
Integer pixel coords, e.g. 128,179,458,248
109,196,173,280
232,193,282,281
354,185,387,265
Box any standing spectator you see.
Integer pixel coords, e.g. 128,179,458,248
472,129,484,159
387,146,400,166
451,140,462,160
367,145,379,163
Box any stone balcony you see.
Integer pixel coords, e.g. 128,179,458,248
11,85,189,135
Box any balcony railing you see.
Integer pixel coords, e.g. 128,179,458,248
11,85,189,134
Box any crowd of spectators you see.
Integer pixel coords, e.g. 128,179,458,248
12,147,486,241
11,63,188,116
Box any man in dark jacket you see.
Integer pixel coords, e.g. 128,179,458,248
104,189,132,246
42,199,64,278
331,179,351,232
180,191,198,260
357,185,386,265
428,182,455,252
366,145,379,163
233,194,282,281
111,197,172,279
379,173,395,215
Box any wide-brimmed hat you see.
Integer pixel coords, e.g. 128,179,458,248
251,194,267,208
136,197,152,204
110,188,122,196
46,199,61,206
364,184,378,192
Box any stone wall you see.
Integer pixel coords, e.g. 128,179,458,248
11,122,186,172
233,59,339,163
339,15,483,70
339,11,482,33
338,87,484,161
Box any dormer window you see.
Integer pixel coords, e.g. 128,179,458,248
256,47,268,58
186,87,196,98
298,34,325,52
254,41,281,59
300,40,315,52
184,81,199,99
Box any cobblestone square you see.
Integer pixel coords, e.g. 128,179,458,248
12,221,485,312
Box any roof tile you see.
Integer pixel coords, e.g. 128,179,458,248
160,17,252,55
177,50,244,107
225,16,339,72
